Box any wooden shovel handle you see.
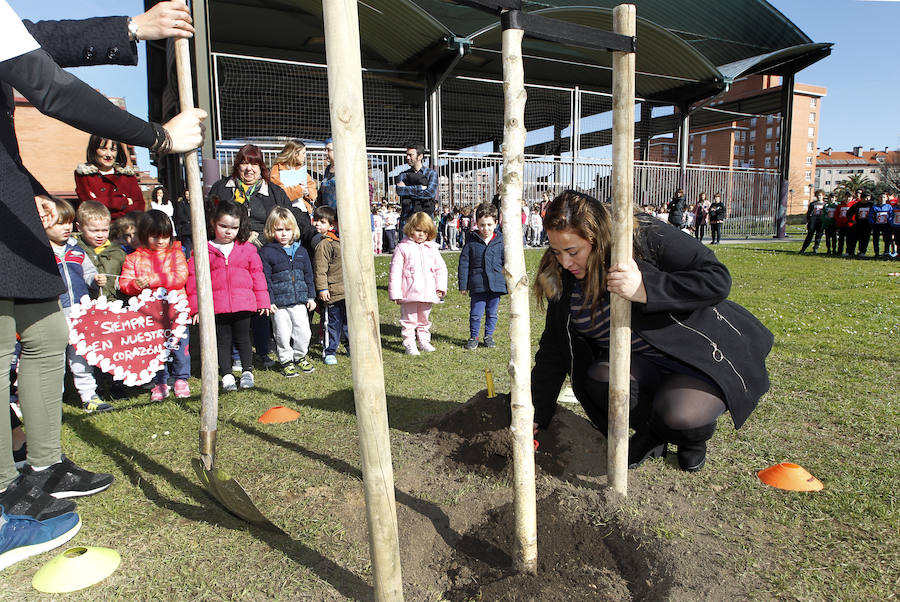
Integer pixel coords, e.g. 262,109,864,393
174,37,219,466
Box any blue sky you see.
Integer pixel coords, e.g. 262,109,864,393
8,0,900,171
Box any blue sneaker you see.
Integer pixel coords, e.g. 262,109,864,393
0,506,81,571
323,355,337,366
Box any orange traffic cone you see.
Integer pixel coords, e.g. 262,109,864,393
757,463,823,491
258,406,301,424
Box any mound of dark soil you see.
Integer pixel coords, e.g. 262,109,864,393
341,391,753,600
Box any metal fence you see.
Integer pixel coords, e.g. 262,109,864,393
215,142,780,238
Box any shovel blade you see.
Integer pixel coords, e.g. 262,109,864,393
191,458,270,526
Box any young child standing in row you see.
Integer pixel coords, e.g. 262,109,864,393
45,199,108,413
187,200,271,391
74,201,126,301
459,203,507,350
119,211,190,401
259,208,316,376
389,212,448,355
313,206,348,365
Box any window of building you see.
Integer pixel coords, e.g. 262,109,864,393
776,126,780,138
809,112,816,123
767,115,774,124
808,126,815,137
733,159,741,167
700,148,706,160
690,145,694,155
749,144,755,153
749,130,756,140
765,142,771,153
750,117,757,126
805,171,811,180
806,156,813,165
810,98,817,108
764,157,771,167
825,180,830,185
775,141,780,152
807,141,814,152
700,134,707,144
804,185,810,194
749,159,755,167
766,127,773,138
826,169,831,174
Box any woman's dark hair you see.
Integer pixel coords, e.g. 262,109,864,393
534,190,639,321
152,186,170,205
86,135,128,168
209,199,251,243
136,210,174,248
230,144,270,182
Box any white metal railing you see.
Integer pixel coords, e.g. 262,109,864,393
215,142,779,237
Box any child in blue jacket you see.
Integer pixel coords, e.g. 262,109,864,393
458,203,507,350
259,208,317,376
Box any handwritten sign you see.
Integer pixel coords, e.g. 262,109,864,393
68,288,190,386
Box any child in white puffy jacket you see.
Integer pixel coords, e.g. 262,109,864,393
388,212,448,355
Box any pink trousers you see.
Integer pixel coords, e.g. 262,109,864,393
399,301,432,346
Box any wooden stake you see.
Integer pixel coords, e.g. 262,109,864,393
501,24,538,575
609,4,637,497
174,37,219,469
321,2,403,599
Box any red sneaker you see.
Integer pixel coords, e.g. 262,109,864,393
173,379,191,399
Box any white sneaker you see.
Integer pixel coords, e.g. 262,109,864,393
222,373,237,392
239,371,255,390
419,341,436,352
404,344,420,356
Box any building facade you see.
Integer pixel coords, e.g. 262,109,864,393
815,147,900,194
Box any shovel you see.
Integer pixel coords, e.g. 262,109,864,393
174,36,269,526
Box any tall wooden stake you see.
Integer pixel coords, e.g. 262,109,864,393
609,4,636,497
501,23,538,575
322,2,403,599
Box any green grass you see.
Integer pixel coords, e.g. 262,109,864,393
3,241,898,599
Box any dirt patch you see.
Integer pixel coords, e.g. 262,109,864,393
339,391,755,600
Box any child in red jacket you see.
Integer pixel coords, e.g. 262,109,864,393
187,200,271,392
119,210,190,401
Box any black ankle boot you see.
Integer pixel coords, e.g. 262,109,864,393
627,431,667,469
676,440,707,472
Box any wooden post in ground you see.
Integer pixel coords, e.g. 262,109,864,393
322,2,403,599
501,22,538,575
608,4,637,497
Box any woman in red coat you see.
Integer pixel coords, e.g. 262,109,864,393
74,135,145,220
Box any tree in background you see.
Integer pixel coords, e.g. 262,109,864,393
834,173,874,196
877,148,899,193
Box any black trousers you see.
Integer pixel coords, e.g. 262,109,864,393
872,224,892,255
853,224,872,256
799,219,824,252
824,224,837,254
215,311,253,377
838,226,853,255
710,222,722,243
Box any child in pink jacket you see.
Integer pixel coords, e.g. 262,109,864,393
187,200,271,391
388,212,448,355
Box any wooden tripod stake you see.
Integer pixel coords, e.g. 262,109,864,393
501,24,538,575
322,1,403,599
608,4,637,497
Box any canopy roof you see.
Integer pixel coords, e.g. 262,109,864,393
206,0,831,106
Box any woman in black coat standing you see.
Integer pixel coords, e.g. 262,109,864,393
531,191,773,472
0,1,204,532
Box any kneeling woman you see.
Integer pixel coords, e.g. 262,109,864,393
532,191,773,472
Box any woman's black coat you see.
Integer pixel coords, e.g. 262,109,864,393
532,217,773,431
0,17,160,299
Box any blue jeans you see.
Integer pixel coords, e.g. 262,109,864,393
323,300,349,356
469,292,501,339
155,328,190,384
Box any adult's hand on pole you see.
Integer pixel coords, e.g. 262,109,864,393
162,108,208,154
34,195,58,229
131,1,195,41
606,259,647,303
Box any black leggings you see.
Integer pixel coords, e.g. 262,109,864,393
582,353,726,442
215,311,253,377
710,222,722,243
